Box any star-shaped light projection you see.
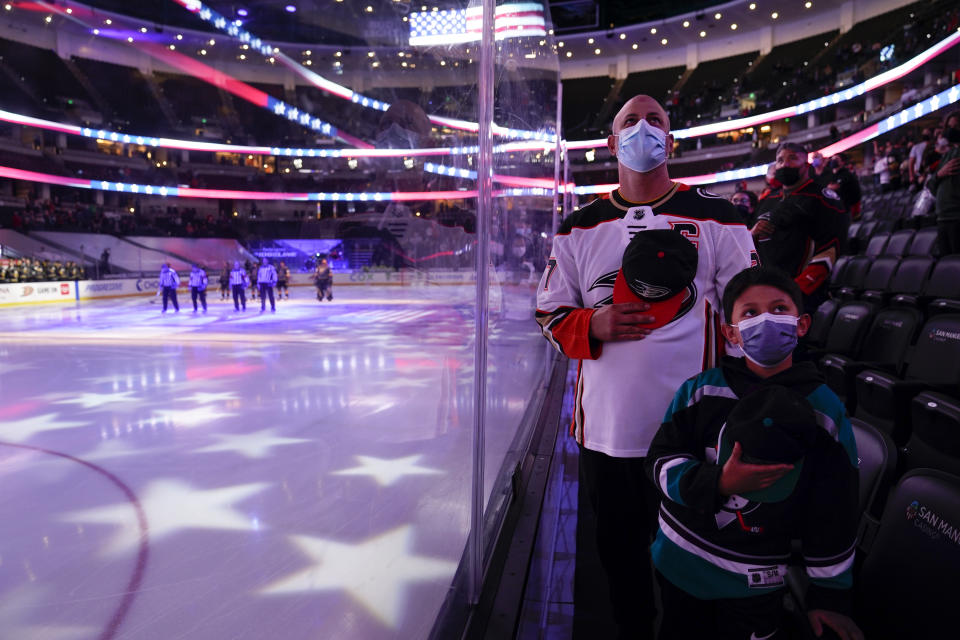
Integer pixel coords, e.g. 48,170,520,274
330,455,443,487
60,479,269,556
0,414,89,443
54,391,140,409
193,428,311,459
0,585,96,640
150,405,237,429
260,525,457,628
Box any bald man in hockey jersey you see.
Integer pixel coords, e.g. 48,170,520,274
536,95,757,639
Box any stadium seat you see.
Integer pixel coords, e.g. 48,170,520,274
923,255,960,316
783,417,897,615
904,392,960,476
835,255,872,299
846,221,863,253
853,314,960,444
856,256,899,303
806,298,841,351
851,417,898,521
906,227,940,257
880,229,915,257
879,255,935,308
821,301,877,358
820,306,921,410
828,255,851,294
855,469,960,639
863,232,888,257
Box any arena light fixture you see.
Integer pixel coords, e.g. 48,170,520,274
284,5,296,13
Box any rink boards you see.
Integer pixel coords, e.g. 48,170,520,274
0,269,488,307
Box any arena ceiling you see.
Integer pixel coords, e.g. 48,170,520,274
77,1,728,41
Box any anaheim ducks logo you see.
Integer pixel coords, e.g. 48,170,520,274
627,278,671,300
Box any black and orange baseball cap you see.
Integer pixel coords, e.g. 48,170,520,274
612,229,698,329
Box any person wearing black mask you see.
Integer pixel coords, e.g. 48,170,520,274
928,110,960,254
752,142,848,314
730,189,757,224
826,152,862,220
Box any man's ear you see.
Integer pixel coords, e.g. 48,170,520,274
720,323,741,346
666,133,675,157
607,133,618,157
796,313,812,338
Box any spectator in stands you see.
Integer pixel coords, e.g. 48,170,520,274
229,261,249,311
256,257,277,313
826,153,863,220
99,248,111,276
758,163,781,202
752,142,847,315
908,129,932,189
536,94,755,640
156,263,180,313
730,189,758,224
873,140,901,192
928,111,960,254
647,266,862,640
189,264,208,313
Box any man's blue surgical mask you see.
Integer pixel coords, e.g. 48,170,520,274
615,120,667,173
734,313,798,367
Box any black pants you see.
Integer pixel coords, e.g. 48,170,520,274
656,571,785,640
259,284,275,310
161,287,179,312
938,219,960,256
232,284,246,310
191,286,207,311
577,447,659,639
277,281,288,297
316,280,332,300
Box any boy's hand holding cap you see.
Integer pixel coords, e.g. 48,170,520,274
717,386,818,501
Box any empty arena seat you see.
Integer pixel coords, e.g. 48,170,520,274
851,418,898,521
806,298,841,351
907,227,940,257
863,232,889,257
882,256,935,307
783,417,897,614
857,256,899,303
854,314,960,444
904,392,960,476
828,255,851,294
855,469,960,639
835,255,872,299
820,306,921,410
822,301,877,358
881,229,915,257
923,256,960,316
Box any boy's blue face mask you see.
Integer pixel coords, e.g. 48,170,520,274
733,313,798,367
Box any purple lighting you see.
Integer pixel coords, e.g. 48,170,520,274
284,5,296,13
237,8,248,17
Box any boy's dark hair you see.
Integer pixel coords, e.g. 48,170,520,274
722,266,805,322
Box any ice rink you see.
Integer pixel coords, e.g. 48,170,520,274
0,282,547,639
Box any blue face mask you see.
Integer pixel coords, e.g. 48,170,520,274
616,119,667,173
734,313,798,367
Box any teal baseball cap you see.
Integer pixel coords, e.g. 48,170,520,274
717,386,818,503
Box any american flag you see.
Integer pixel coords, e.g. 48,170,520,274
409,2,546,46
